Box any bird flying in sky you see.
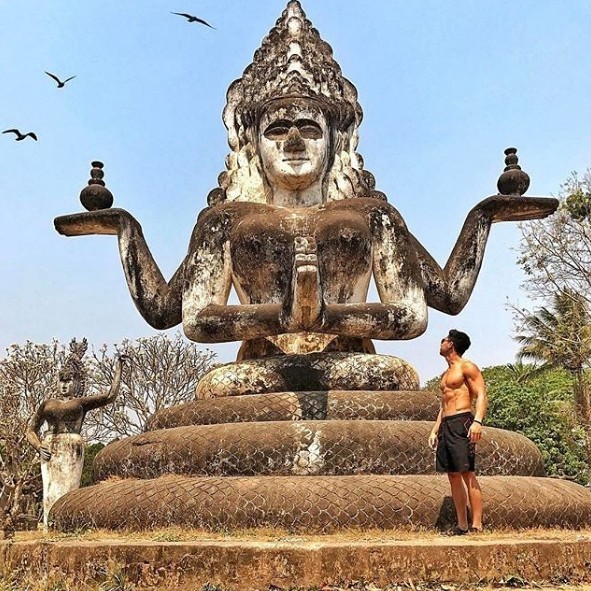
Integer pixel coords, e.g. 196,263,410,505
45,71,76,88
170,12,215,28
2,129,38,141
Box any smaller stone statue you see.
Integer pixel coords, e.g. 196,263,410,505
25,339,128,528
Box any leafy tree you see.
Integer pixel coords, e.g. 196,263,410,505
514,289,591,424
80,443,105,487
483,365,588,483
513,289,591,477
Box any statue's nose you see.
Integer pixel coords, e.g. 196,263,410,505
284,126,305,152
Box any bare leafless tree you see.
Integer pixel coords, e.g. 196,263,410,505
517,169,591,304
0,334,216,524
84,333,216,440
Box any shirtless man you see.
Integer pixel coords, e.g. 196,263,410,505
428,329,487,534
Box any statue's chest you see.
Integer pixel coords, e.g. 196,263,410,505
44,399,84,424
230,208,371,271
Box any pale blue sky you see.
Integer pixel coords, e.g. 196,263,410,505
1,1,590,381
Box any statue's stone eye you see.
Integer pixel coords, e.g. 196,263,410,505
298,124,322,139
264,124,290,140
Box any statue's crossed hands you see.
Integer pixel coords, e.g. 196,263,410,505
282,236,324,331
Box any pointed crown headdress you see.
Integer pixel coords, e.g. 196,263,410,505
58,338,88,396
215,1,382,204
223,1,362,146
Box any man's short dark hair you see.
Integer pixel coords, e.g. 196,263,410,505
448,329,471,355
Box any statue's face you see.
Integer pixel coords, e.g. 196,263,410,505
57,377,76,398
258,98,329,192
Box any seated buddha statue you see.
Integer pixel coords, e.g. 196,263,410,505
55,1,557,397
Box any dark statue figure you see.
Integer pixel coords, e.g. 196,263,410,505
25,339,127,527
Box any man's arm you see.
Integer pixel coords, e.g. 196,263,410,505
429,406,443,450
463,361,487,443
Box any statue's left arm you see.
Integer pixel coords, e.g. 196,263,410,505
25,403,51,461
412,196,558,314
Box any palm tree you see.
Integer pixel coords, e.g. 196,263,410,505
515,289,591,477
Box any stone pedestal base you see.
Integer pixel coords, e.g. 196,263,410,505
3,534,591,590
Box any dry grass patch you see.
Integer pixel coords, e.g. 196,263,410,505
11,525,591,545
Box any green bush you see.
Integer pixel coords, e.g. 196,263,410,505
483,365,588,484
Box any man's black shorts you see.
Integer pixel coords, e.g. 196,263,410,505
435,411,476,473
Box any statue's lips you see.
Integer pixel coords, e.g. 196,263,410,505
283,158,309,163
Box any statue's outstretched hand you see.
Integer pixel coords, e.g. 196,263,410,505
115,353,131,373
475,196,558,223
54,208,140,237
39,444,52,462
282,236,324,331
116,353,131,365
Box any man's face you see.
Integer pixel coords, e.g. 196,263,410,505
258,98,329,192
439,336,454,356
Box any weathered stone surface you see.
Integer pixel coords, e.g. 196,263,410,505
196,353,419,397
147,389,440,429
3,536,591,590
93,421,544,481
53,1,559,361
50,0,568,536
52,475,591,531
41,433,84,528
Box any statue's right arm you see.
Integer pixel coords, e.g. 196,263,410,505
81,354,129,412
54,209,182,329
181,207,283,342
25,404,46,453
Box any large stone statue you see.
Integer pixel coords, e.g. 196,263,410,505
49,2,591,533
54,4,556,397
25,339,127,527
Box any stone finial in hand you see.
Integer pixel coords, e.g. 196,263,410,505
497,147,530,196
79,161,114,211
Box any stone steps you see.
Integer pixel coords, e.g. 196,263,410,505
93,420,544,480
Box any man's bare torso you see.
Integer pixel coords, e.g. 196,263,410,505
440,360,475,417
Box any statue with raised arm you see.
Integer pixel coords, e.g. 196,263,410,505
54,0,557,397
26,339,127,527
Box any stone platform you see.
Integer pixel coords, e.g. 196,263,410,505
52,475,591,531
3,532,591,590
51,388,591,532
